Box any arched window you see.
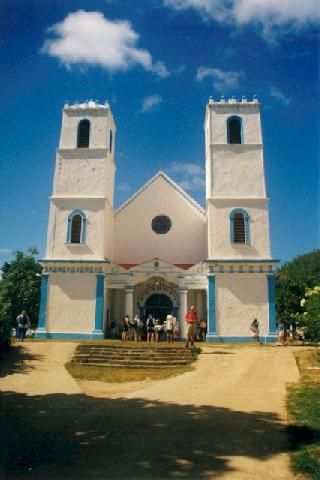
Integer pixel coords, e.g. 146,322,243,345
77,119,90,148
66,210,87,244
227,116,242,144
230,209,250,244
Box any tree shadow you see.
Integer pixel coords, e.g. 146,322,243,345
0,345,43,378
1,389,318,479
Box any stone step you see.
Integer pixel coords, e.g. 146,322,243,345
73,351,194,358
73,356,193,364
76,361,191,368
76,346,191,353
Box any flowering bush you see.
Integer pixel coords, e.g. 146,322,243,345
294,286,320,341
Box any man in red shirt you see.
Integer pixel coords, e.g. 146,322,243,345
185,305,198,348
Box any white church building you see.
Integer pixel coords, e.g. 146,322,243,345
36,97,278,342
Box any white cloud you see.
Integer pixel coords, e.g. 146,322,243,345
164,0,320,39
168,161,205,192
42,10,169,77
0,248,12,254
141,95,163,112
268,86,291,106
197,67,244,91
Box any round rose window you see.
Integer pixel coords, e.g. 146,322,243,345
151,215,172,234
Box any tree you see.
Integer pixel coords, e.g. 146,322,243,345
0,248,42,340
276,250,320,332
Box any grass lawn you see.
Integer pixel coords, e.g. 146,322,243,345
65,362,194,383
287,348,320,479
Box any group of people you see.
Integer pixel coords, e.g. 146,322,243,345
250,318,305,345
119,314,180,343
118,306,207,346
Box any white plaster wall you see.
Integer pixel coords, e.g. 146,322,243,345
207,199,271,259
59,108,115,150
114,176,207,264
53,150,115,198
205,104,262,145
216,273,269,337
46,199,106,259
46,273,96,333
208,146,266,198
104,201,114,259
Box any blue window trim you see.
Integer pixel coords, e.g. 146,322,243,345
230,208,250,245
227,115,243,144
66,209,87,244
77,119,90,148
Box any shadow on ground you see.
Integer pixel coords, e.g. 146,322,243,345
1,388,318,480
0,344,43,378
200,351,235,355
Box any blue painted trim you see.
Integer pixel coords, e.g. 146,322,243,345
35,327,48,338
229,208,250,245
227,115,243,144
208,275,216,335
206,336,276,344
37,274,49,330
267,274,277,334
94,274,105,332
66,209,87,244
35,332,104,340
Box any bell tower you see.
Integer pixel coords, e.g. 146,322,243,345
205,96,271,260
46,100,116,260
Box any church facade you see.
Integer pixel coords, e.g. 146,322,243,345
36,97,278,342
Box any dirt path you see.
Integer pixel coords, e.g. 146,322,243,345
0,342,300,480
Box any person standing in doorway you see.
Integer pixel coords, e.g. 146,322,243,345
146,314,155,342
16,310,30,342
185,305,198,348
120,317,128,341
166,312,174,343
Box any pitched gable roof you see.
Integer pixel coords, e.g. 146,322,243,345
115,170,205,216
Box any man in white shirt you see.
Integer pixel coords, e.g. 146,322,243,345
166,313,174,343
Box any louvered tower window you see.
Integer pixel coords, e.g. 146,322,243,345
71,215,82,243
234,213,245,243
66,210,87,244
77,119,90,148
227,116,242,144
230,209,250,244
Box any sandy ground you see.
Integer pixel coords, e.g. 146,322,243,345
0,341,300,480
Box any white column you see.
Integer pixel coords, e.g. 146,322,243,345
124,287,134,320
179,288,188,340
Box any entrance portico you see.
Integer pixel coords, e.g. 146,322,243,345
105,259,208,340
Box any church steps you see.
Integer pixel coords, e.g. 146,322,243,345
71,343,199,368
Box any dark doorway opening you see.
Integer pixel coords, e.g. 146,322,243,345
145,294,173,322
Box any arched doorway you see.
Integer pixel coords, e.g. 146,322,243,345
145,294,173,322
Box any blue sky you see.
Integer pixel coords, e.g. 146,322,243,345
0,0,319,266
